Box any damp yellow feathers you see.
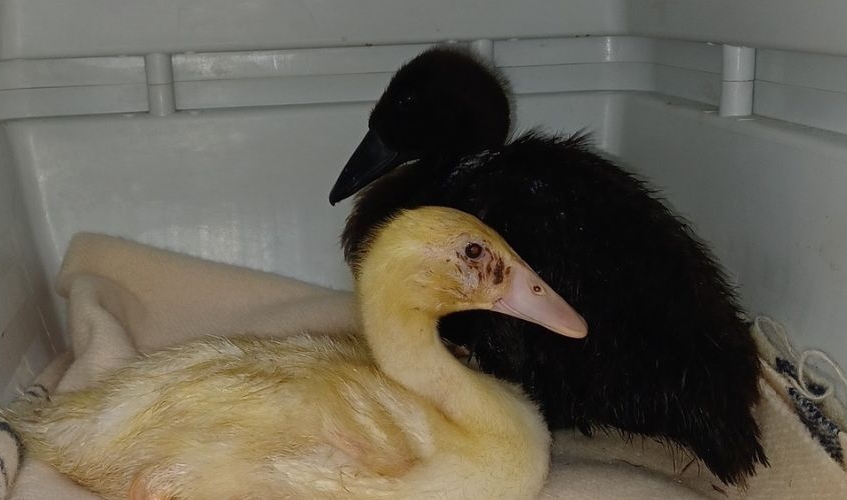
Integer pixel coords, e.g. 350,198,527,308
5,207,587,500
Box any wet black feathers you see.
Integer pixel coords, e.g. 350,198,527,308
369,46,511,158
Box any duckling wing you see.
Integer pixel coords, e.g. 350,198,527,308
7,335,432,499
210,335,432,477
316,382,431,477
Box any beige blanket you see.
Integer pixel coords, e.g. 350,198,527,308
4,233,847,499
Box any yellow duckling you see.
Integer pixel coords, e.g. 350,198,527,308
4,206,587,500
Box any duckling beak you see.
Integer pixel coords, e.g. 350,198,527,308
329,129,411,205
492,260,588,339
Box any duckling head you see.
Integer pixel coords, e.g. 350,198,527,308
329,46,510,204
356,206,587,339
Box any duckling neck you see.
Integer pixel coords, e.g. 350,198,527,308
359,296,491,422
363,299,451,394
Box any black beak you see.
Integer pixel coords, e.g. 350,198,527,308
329,129,411,205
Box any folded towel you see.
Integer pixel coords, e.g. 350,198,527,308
3,233,847,499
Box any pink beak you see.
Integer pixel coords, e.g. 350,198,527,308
491,259,588,339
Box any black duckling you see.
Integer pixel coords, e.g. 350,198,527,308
328,46,767,485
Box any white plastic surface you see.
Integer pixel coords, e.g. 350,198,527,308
4,35,845,135
719,46,754,117
145,53,175,117
0,0,626,59
755,49,847,136
0,129,61,404
7,93,614,297
720,81,754,117
722,46,756,81
625,0,847,56
0,37,726,120
3,0,847,59
7,108,361,293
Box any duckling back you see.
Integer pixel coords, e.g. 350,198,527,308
4,334,549,500
6,335,402,499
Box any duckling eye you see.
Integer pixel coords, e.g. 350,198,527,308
464,243,483,260
397,94,416,111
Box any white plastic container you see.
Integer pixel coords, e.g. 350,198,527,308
3,0,847,404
